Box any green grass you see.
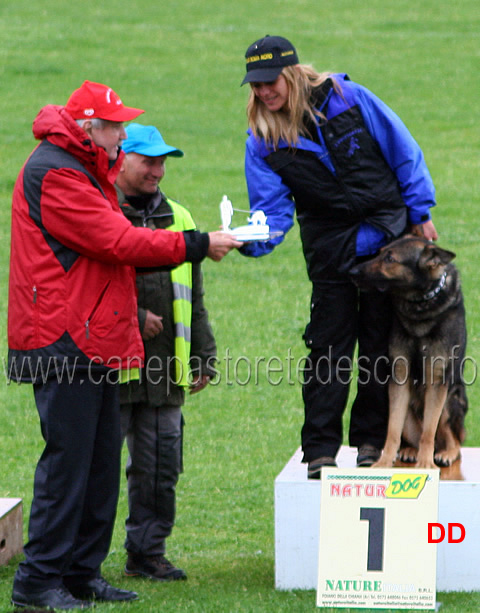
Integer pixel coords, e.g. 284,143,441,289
1,0,480,611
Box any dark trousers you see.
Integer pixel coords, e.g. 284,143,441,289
120,401,183,556
14,373,121,591
301,280,392,462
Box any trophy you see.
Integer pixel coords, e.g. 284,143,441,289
219,195,283,242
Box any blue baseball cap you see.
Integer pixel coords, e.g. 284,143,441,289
122,123,184,157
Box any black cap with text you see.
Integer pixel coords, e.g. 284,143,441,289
241,35,299,85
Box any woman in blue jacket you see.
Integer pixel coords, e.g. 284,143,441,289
240,35,438,478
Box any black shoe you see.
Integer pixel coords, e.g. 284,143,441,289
307,456,337,480
11,585,94,609
357,444,381,467
67,577,137,602
125,553,187,581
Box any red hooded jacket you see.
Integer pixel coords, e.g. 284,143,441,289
8,105,189,381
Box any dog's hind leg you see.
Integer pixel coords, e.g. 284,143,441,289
416,382,448,468
434,409,461,467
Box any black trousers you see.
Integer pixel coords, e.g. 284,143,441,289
14,372,121,591
120,401,183,556
301,280,392,462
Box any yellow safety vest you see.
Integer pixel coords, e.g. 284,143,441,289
166,199,195,387
120,198,195,387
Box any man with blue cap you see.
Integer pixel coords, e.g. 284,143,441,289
116,123,217,582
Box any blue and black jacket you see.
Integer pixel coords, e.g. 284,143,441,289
241,74,436,281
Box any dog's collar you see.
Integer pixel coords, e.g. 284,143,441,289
409,271,448,302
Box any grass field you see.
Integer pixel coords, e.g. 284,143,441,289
1,1,480,611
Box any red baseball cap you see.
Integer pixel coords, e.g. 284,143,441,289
65,80,144,122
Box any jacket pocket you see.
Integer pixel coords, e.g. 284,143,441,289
85,280,123,339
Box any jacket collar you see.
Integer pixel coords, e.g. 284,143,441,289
32,104,124,183
116,187,172,218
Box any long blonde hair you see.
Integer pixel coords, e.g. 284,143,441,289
246,64,339,148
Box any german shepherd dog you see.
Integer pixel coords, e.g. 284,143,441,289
350,235,468,469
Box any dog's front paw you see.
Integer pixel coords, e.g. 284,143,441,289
415,454,437,469
398,447,418,464
371,456,395,468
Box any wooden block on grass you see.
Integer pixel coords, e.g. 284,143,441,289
0,498,23,566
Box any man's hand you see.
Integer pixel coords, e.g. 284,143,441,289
411,220,438,241
207,231,243,261
189,374,211,395
142,309,164,340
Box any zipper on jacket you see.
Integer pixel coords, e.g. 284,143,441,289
85,281,111,339
32,285,40,346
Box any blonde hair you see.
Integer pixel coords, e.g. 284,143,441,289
246,64,340,148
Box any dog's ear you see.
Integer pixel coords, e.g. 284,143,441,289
419,243,456,270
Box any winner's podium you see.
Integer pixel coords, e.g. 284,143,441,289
274,446,480,592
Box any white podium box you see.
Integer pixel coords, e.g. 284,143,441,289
274,447,480,592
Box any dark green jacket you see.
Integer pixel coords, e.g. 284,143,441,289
117,186,217,406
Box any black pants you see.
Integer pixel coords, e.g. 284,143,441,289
14,372,121,591
120,401,183,556
301,280,392,462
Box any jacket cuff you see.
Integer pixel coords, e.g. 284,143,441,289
190,358,217,380
183,230,210,263
408,211,431,225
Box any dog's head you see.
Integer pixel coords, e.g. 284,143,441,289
350,235,456,293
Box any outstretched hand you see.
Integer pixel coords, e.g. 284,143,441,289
207,231,243,261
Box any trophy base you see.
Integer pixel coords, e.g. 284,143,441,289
229,227,283,242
